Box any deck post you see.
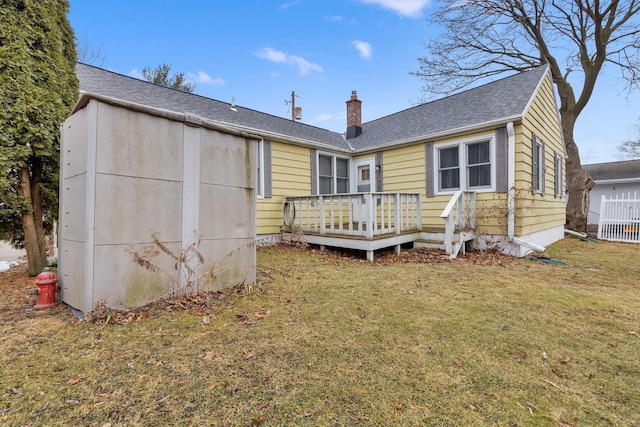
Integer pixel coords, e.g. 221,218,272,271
319,195,325,235
366,193,375,239
416,193,422,230
395,193,401,234
366,250,374,262
395,244,401,255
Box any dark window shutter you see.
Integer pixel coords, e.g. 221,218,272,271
263,140,272,198
375,151,383,192
310,149,317,195
425,142,434,197
495,127,508,193
531,133,538,194
540,139,546,195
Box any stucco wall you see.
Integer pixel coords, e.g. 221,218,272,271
59,100,256,314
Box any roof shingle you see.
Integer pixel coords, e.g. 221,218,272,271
76,63,550,153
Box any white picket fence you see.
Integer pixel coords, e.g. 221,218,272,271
597,192,640,244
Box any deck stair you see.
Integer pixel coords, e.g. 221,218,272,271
414,191,477,259
414,228,476,259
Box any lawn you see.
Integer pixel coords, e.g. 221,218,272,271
0,238,638,426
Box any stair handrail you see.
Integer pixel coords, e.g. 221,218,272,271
440,191,463,254
440,191,476,255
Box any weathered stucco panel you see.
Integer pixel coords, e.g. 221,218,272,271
60,175,87,242
201,130,255,188
61,107,88,178
93,174,183,245
198,238,256,291
92,242,182,309
199,183,255,240
95,102,183,181
58,240,85,311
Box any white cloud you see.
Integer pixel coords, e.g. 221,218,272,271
128,68,143,79
280,1,301,10
188,71,225,85
358,0,431,17
352,40,373,60
325,15,343,22
254,47,323,75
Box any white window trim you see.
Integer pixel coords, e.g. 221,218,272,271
256,139,265,199
315,150,351,195
554,152,563,198
433,134,496,196
533,139,544,194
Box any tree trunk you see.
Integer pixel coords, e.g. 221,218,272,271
17,165,47,276
561,113,595,232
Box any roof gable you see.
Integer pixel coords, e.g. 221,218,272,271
350,65,550,150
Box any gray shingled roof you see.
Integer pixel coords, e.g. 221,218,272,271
76,63,350,151
349,65,549,151
583,159,640,181
76,63,549,153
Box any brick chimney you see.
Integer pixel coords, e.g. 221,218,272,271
346,90,362,139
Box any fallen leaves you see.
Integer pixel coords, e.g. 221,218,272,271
236,309,270,327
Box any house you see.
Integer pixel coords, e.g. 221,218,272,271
75,63,566,264
583,159,640,224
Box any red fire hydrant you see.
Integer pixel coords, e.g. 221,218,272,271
34,268,58,310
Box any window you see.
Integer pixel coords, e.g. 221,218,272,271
554,152,563,198
316,153,350,195
439,146,460,191
532,134,545,194
256,139,271,198
435,136,494,194
467,141,491,188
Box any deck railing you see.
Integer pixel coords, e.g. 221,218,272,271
284,193,421,239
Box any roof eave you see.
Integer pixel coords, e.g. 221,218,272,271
355,115,523,154
593,177,640,184
71,92,351,153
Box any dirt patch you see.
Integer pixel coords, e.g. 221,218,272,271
297,243,519,266
0,265,69,324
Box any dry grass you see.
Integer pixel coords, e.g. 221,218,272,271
0,238,639,426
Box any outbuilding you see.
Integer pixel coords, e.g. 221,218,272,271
59,91,257,315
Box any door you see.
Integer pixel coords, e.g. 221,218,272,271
353,158,375,222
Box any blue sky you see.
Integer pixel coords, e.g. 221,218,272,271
68,0,639,164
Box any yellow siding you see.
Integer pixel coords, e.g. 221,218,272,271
516,71,566,236
256,141,311,235
256,71,564,240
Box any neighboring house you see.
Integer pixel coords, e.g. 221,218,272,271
583,159,640,221
76,63,566,261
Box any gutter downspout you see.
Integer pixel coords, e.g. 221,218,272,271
507,122,516,240
506,122,545,253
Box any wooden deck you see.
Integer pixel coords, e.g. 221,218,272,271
283,191,477,261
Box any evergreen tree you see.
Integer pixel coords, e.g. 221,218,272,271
0,0,79,275
142,62,196,92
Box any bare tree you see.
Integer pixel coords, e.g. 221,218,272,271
76,34,107,66
618,120,640,158
413,0,640,231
